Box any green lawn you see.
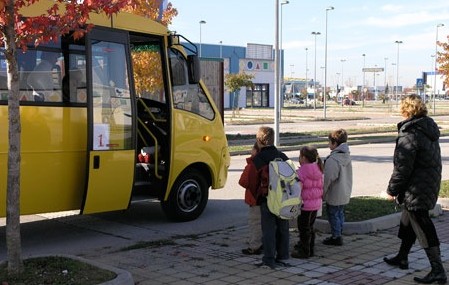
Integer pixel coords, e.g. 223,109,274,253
320,196,400,222
440,180,449,198
320,180,449,222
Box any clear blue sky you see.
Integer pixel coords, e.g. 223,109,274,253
170,0,449,88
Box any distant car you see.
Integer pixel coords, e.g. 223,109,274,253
290,98,304,104
343,98,356,105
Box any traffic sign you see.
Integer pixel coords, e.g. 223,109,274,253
362,67,384,72
416,78,424,88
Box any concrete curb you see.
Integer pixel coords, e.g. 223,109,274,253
18,254,134,285
314,212,401,235
314,203,447,235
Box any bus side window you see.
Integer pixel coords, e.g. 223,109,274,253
62,54,87,103
26,51,63,102
170,49,215,120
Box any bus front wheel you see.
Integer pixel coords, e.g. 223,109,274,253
161,169,209,222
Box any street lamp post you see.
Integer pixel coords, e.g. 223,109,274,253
311,31,321,110
274,0,280,146
305,47,308,105
391,63,396,101
340,59,346,101
362,54,366,107
219,40,223,58
395,40,403,104
384,57,388,97
324,6,334,119
434,23,444,114
199,20,206,57
280,0,289,113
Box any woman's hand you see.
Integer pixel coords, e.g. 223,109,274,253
386,194,396,201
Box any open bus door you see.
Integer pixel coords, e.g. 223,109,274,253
82,28,135,214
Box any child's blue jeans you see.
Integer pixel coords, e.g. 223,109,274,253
326,204,345,238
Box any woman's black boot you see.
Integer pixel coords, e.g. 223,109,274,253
414,247,447,284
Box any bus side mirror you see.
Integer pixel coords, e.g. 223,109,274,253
187,55,201,84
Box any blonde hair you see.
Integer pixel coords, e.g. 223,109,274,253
399,94,427,118
256,126,274,146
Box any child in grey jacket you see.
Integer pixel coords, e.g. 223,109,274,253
322,129,353,246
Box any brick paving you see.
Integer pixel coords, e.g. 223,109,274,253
83,210,449,285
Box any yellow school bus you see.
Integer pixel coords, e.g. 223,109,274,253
0,3,230,221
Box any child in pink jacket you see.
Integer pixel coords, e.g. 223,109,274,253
291,146,324,259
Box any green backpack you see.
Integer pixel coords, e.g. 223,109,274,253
267,158,302,219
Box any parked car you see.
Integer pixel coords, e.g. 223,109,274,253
290,98,304,104
343,98,356,105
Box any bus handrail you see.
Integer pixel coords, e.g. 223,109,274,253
137,97,166,123
137,117,162,179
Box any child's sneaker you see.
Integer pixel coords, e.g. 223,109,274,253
241,245,263,255
291,249,309,259
322,236,343,246
256,262,275,269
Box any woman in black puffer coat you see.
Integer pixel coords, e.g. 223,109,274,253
384,95,446,284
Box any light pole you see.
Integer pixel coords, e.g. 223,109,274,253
311,31,321,110
373,65,378,100
199,20,206,57
274,0,280,146
305,47,309,105
336,73,341,94
289,64,294,78
434,23,444,114
340,59,346,101
324,6,334,119
280,0,289,56
362,54,366,107
219,40,223,58
391,62,396,100
395,40,403,103
384,57,388,97
280,0,289,114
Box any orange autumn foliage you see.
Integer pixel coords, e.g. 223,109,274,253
131,48,164,96
438,38,449,91
122,0,178,26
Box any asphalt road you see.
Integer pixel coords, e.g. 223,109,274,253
2,139,449,260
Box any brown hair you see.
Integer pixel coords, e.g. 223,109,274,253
399,94,427,118
256,126,275,146
328,129,348,146
300,146,324,172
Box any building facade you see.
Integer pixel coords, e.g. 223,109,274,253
194,42,279,109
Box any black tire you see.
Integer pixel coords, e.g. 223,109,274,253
161,169,209,222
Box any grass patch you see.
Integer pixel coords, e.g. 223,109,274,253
0,256,116,285
320,196,400,222
320,183,449,223
226,127,397,142
440,180,449,198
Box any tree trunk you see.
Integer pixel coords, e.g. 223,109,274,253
4,0,24,276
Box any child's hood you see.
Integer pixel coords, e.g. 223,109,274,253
328,143,351,166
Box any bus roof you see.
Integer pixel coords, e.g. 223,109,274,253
20,0,168,37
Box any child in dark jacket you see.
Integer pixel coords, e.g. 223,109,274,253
251,126,290,269
239,142,263,255
291,146,323,259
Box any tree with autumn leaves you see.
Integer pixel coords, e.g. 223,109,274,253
438,38,449,93
0,0,177,276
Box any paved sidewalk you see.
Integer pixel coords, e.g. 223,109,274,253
82,210,449,285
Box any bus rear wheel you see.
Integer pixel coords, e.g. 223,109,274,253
161,169,209,222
